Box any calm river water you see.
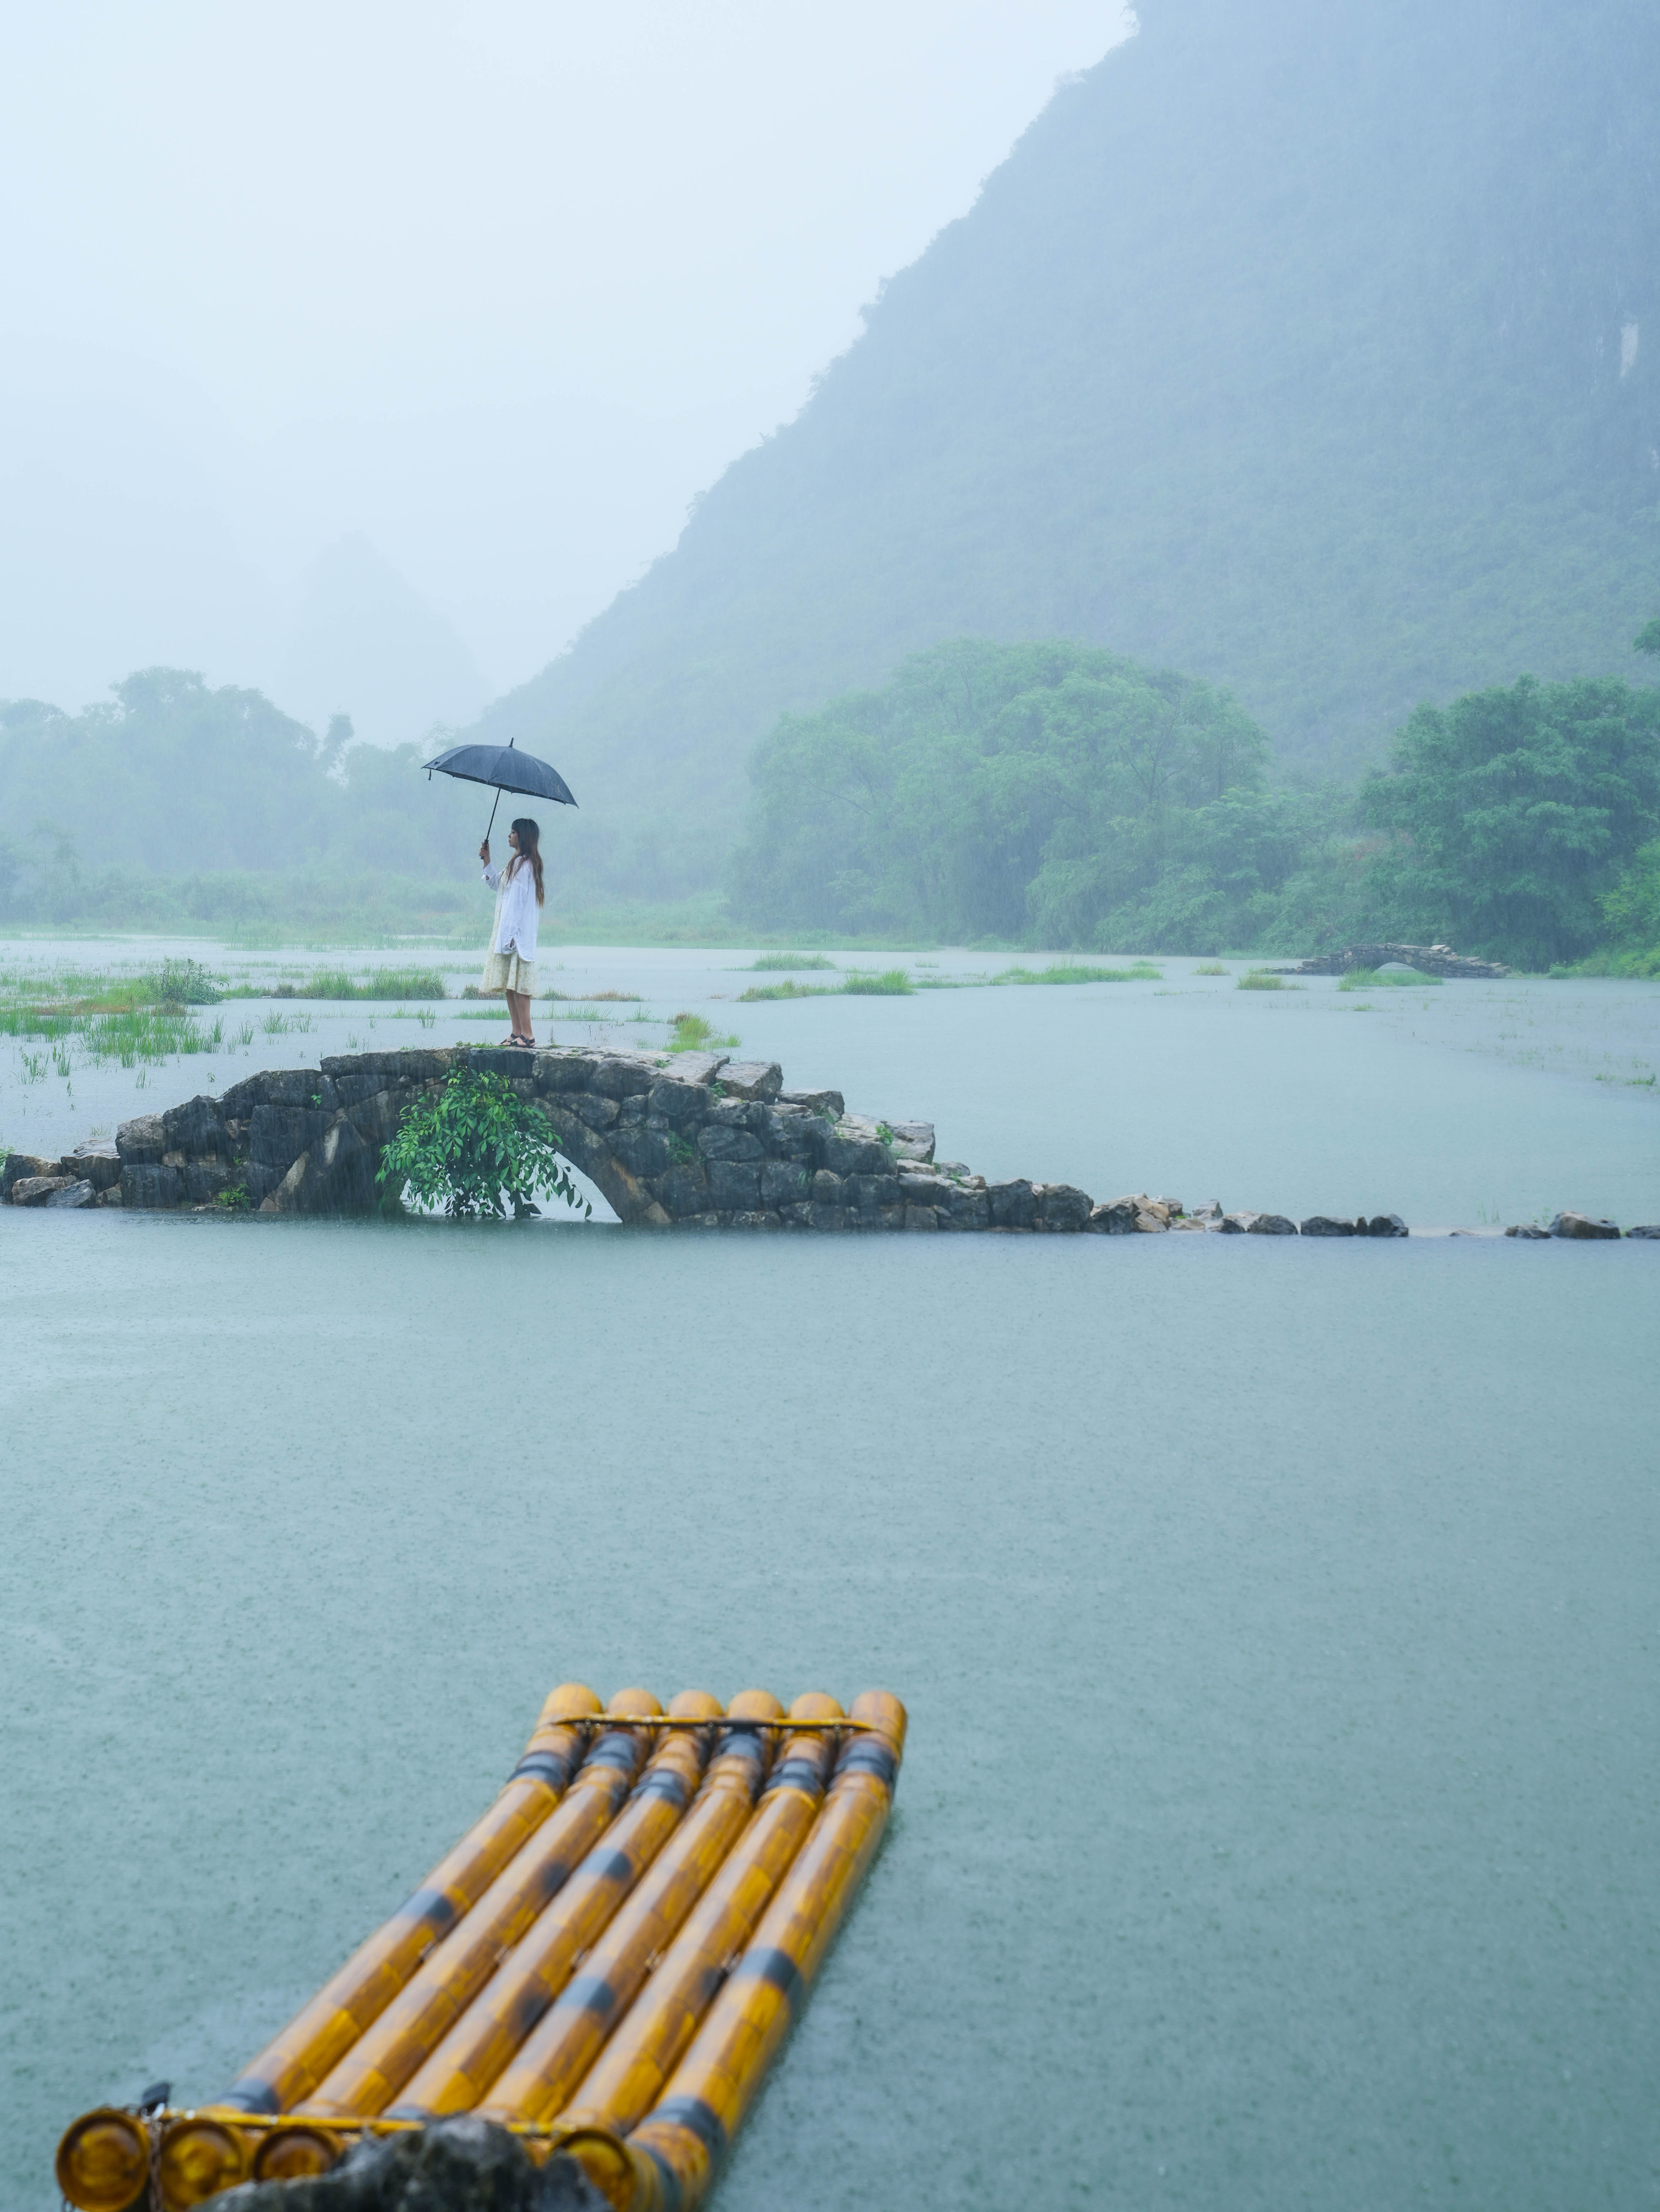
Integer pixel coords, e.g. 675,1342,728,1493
3,949,1658,2210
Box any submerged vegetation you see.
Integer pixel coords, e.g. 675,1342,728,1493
271,966,446,1000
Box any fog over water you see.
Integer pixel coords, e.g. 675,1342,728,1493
0,2,1126,723
3,961,1659,2209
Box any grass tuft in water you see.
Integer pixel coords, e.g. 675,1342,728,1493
841,969,915,995
1339,967,1443,990
749,953,838,971
1196,962,1230,975
669,1012,742,1051
992,962,1161,986
739,979,835,1002
1238,971,1291,990
271,965,447,1000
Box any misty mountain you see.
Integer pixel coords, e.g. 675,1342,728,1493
473,0,1660,894
271,535,488,750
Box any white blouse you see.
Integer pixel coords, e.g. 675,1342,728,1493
483,855,539,961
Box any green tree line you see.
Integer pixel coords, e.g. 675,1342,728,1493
725,639,1660,970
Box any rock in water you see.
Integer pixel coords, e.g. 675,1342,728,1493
1550,1212,1622,1240
218,2117,609,2210
1506,1223,1552,1239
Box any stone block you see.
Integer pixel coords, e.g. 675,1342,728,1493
1087,1198,1140,1235
95,1185,123,1207
1506,1222,1551,1239
533,1050,599,1092
11,1175,75,1206
781,1086,844,1119
944,1187,991,1230
1626,1224,1660,1239
888,1121,936,1161
903,1204,939,1230
1300,1215,1357,1236
217,1074,270,1120
1035,1184,1093,1231
715,1059,783,1101
61,1141,122,1191
251,1103,333,1169
45,1180,96,1208
255,1069,333,1109
667,1051,730,1088
896,1172,956,1207
611,1127,670,1177
587,1054,657,1099
807,1202,848,1233
699,1125,765,1162
655,1163,711,1218
1133,1211,1169,1233
464,1047,530,1079
1218,1213,1258,1233
182,1161,232,1204
707,1096,760,1128
724,1209,783,1230
346,1090,408,1148
4,1153,59,1197
1365,1214,1410,1237
120,1163,183,1209
163,1094,229,1158
822,1132,890,1176
117,1114,166,1164
1551,1211,1621,1239
647,1079,711,1124
847,1173,902,1210
811,1170,844,1200
759,1158,812,1206
706,1160,762,1210
268,1116,377,1215
755,1104,820,1159
1246,1213,1299,1235
571,1094,621,1132
987,1180,1038,1230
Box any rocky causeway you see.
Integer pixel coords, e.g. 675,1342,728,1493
2,1045,1656,1239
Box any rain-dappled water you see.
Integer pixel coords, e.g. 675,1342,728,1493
4,940,1659,2211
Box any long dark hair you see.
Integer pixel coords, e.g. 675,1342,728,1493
508,818,545,905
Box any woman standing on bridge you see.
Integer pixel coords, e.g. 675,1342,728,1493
478,817,544,1048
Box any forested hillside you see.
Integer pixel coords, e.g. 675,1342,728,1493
727,641,1660,967
474,0,1660,896
0,671,484,927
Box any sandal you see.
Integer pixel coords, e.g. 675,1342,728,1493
507,1033,536,1050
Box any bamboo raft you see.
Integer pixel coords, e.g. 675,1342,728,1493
56,1684,906,2212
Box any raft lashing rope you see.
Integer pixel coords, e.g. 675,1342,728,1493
56,1685,906,2212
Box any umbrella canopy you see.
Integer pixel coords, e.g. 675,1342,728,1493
422,741,577,807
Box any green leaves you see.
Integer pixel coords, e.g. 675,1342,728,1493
378,1068,592,1220
1359,676,1660,966
726,638,1303,950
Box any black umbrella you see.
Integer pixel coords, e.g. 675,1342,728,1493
422,739,578,843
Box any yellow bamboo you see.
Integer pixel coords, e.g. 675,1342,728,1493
564,1692,906,2212
477,1691,783,2129
382,1694,717,2122
57,1685,906,2212
549,1693,844,2156
228,1681,602,2115
293,1690,666,2125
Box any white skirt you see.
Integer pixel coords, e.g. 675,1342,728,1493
480,948,537,995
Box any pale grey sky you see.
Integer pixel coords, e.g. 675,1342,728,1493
0,2,1128,733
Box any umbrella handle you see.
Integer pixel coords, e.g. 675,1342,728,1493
484,788,502,847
